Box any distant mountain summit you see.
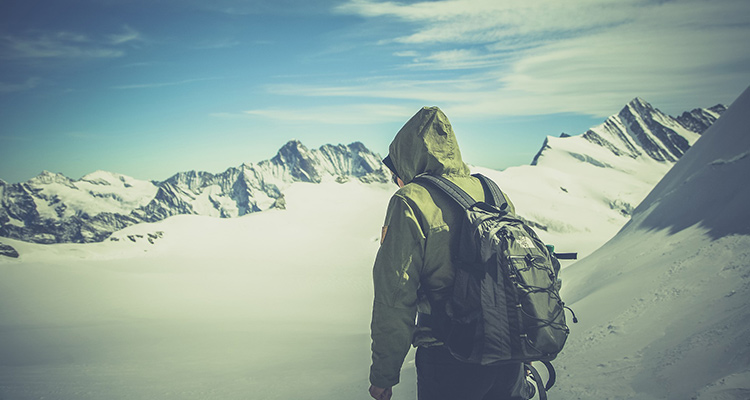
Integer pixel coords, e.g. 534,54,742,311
675,104,727,135
533,98,725,165
0,141,389,244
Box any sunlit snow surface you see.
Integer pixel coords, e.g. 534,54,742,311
0,181,403,400
556,87,750,400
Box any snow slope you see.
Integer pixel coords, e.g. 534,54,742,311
556,86,750,399
0,180,399,400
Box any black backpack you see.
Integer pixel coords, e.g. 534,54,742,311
414,173,577,398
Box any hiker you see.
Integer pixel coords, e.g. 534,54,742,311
368,107,533,400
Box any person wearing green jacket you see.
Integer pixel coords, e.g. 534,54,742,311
368,107,531,400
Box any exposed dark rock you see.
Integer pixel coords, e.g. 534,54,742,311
0,242,19,258
676,104,727,134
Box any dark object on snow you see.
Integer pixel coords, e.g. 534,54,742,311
0,242,19,258
553,252,577,260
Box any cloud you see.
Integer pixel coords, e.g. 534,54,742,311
321,0,750,116
192,39,243,50
407,49,506,70
112,77,223,90
0,33,124,59
106,25,143,45
335,0,635,45
0,26,144,60
223,104,416,125
0,77,41,93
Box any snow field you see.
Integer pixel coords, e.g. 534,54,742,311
0,181,399,400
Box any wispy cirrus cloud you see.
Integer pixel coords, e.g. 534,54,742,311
106,25,143,45
334,0,636,45
323,0,750,117
112,77,224,90
0,77,41,93
215,103,415,125
0,26,144,60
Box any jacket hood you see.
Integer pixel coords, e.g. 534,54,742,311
385,106,470,183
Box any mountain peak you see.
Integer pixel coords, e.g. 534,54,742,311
79,170,141,187
28,170,76,187
533,98,725,167
627,86,750,238
280,139,305,150
629,96,650,105
626,97,656,113
676,104,727,134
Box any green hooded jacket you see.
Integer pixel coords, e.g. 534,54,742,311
369,107,515,388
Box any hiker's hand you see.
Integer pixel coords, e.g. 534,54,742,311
369,385,392,400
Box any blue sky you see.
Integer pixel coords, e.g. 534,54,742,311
1,0,748,183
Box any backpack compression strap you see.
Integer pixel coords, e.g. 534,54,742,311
472,174,508,211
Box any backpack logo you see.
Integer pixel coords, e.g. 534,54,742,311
516,235,536,249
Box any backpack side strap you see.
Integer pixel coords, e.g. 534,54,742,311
525,361,557,400
412,174,476,210
472,173,509,211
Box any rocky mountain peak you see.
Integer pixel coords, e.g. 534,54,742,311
270,140,321,183
533,98,726,167
626,97,654,112
163,170,216,193
28,170,77,188
676,104,727,134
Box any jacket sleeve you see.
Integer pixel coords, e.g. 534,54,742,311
369,193,425,388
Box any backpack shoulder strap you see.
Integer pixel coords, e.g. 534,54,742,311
412,174,475,210
472,174,509,211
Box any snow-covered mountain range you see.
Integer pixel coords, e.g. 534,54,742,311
0,98,725,247
0,141,389,244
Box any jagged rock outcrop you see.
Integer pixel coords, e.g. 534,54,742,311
676,104,726,134
0,242,19,258
0,141,389,244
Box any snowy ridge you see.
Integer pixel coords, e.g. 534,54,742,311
557,86,750,399
0,141,390,243
479,98,725,257
498,97,727,256
676,104,727,134
533,97,724,166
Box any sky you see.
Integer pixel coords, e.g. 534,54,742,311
1,0,748,184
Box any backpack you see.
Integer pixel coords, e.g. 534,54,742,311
413,173,577,398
